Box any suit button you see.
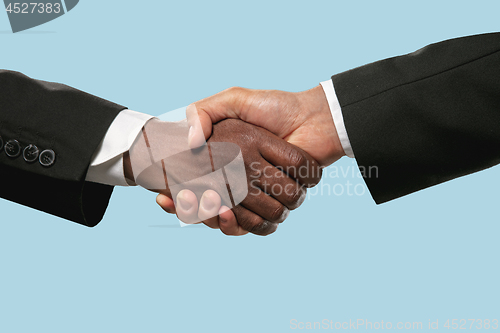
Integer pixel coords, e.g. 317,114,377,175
5,139,21,157
23,144,40,163
0,135,3,151
39,149,56,167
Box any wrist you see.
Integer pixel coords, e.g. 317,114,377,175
298,85,345,166
123,150,136,185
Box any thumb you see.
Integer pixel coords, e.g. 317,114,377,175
187,87,246,149
186,104,209,149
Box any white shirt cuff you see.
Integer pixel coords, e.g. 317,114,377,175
320,79,355,158
85,109,154,186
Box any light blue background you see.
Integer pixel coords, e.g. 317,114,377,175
1,1,499,332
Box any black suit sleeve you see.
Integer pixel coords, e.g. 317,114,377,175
331,32,500,204
0,70,127,226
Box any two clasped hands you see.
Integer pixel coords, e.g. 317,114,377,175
124,85,343,236
2,35,496,231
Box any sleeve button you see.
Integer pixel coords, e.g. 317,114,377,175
5,139,21,158
39,149,56,167
23,144,40,163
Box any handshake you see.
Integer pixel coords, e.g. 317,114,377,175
123,85,346,236
3,32,496,234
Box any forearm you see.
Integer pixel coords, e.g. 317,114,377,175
332,32,500,203
0,70,126,225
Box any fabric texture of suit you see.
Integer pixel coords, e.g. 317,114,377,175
0,70,126,226
332,32,500,204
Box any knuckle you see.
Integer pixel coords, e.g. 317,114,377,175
285,186,306,210
306,166,323,188
220,226,235,236
245,216,264,233
233,207,260,231
226,86,239,92
226,86,244,96
249,220,279,236
288,149,306,169
269,204,289,223
316,166,323,181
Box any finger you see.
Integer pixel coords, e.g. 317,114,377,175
231,205,279,236
175,189,199,224
187,102,213,148
156,193,176,214
218,206,248,236
198,190,222,220
188,87,247,147
198,190,222,229
249,159,307,210
202,218,219,229
258,134,322,188
186,104,208,149
240,185,290,223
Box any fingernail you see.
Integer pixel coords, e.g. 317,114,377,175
188,126,194,146
177,196,192,211
201,194,215,211
188,125,205,149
